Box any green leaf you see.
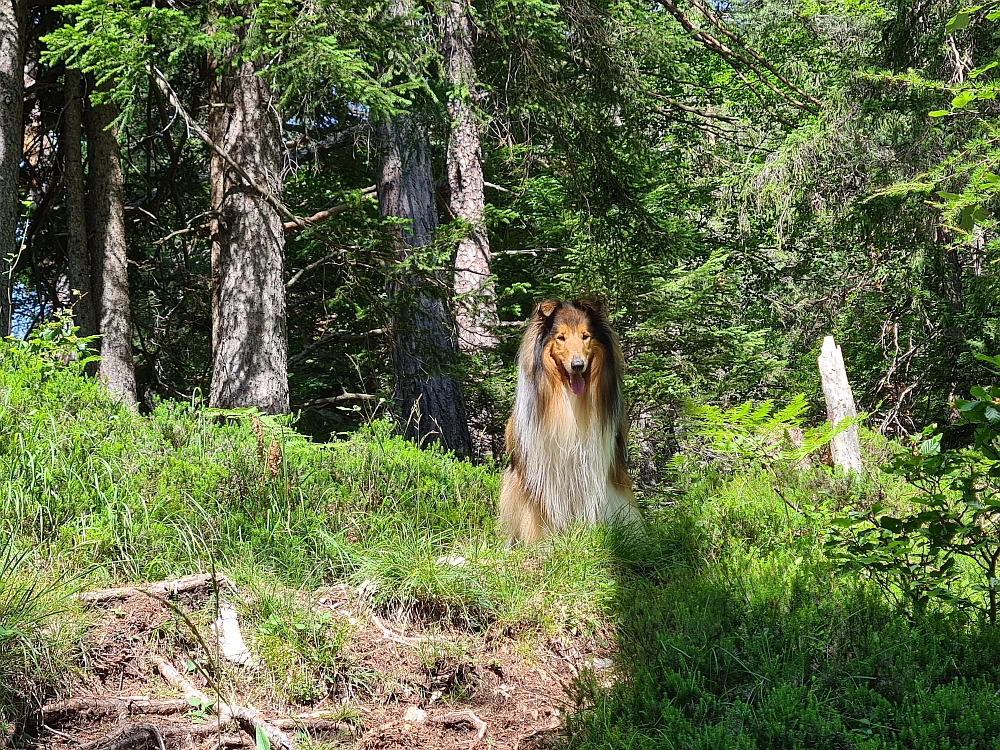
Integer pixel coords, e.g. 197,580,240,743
256,725,271,750
947,11,971,33
929,110,952,117
952,90,975,109
975,354,1000,369
920,435,943,455
970,61,999,78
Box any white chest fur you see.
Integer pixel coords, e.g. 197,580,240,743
513,370,624,530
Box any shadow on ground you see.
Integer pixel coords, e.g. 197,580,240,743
561,474,1000,750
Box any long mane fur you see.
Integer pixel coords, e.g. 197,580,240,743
500,299,635,542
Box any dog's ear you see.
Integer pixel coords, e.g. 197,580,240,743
575,297,606,320
535,299,561,320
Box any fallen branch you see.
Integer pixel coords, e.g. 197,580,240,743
513,720,560,750
39,697,189,724
370,614,437,647
79,720,225,750
429,710,487,749
269,717,354,734
154,657,297,750
41,725,81,744
77,573,233,604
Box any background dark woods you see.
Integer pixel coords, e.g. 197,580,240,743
4,0,1000,464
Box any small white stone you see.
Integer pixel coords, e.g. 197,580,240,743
436,555,468,568
402,706,427,724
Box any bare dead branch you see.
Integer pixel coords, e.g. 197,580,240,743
79,721,227,750
658,0,819,114
39,698,189,724
282,186,377,233
154,658,297,750
77,573,233,604
149,67,307,228
269,718,353,734
298,393,379,409
288,329,388,366
684,0,823,109
483,181,513,193
428,710,488,749
152,222,212,247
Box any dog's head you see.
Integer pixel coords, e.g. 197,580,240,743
534,298,607,396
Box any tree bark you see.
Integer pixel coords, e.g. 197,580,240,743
377,112,472,456
0,0,26,336
86,91,138,406
440,0,497,350
207,52,289,414
818,335,862,474
62,68,96,339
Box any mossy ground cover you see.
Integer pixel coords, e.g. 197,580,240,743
5,343,1000,748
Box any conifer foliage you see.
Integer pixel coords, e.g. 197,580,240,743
0,0,995,453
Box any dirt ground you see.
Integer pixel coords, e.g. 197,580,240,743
23,578,615,750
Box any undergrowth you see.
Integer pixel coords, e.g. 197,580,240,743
568,463,1000,749
0,338,616,718
8,339,1000,746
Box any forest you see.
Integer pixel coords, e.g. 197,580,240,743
6,0,1000,745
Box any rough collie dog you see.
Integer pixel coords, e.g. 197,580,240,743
499,298,640,543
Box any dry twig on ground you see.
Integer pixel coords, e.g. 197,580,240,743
77,574,233,604
153,657,298,750
429,710,488,749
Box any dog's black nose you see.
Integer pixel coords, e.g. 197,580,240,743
571,357,585,372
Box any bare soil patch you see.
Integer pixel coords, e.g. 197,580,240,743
23,577,614,750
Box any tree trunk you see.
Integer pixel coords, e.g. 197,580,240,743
207,54,289,414
86,92,138,406
378,112,473,456
0,0,26,336
818,335,862,474
440,0,497,350
62,68,96,339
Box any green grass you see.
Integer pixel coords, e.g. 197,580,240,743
567,466,1000,749
0,341,618,719
0,542,80,727
7,341,1000,747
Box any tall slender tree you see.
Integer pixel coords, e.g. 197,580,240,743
378,107,473,455
86,90,138,405
62,68,96,339
0,0,26,336
207,19,289,415
440,0,496,350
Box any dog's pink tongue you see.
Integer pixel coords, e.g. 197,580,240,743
570,372,586,395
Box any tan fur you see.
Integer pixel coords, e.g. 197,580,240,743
498,299,639,544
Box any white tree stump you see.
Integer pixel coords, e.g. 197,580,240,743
817,336,862,474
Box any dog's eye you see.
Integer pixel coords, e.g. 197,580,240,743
556,334,566,341
582,333,591,340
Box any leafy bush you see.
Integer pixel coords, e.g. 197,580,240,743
827,355,1000,622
